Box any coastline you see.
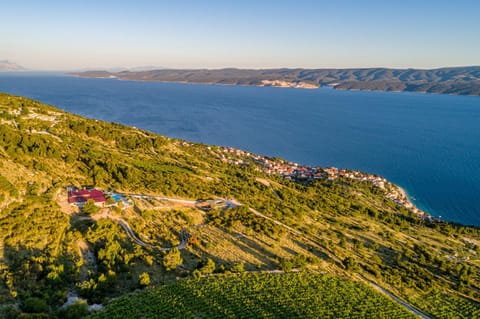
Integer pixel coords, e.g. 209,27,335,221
60,74,480,97
394,185,428,217
69,74,320,90
2,77,477,227
216,145,435,223
67,69,480,97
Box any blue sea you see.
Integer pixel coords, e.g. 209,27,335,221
1,72,479,226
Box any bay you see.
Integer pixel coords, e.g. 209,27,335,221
1,72,479,226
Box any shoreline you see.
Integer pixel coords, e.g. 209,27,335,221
1,85,475,227
215,146,441,223
69,74,320,90
393,185,429,217
68,73,480,97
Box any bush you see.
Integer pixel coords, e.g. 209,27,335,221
163,248,183,271
83,199,99,215
230,262,245,273
192,269,202,280
57,301,89,319
343,257,358,271
280,254,308,272
0,305,21,319
139,272,151,286
200,258,216,274
20,297,49,314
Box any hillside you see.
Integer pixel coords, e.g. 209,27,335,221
0,92,479,318
71,66,480,96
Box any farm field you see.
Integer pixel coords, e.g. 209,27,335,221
88,273,416,319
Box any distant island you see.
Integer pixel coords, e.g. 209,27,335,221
71,66,480,96
0,60,26,71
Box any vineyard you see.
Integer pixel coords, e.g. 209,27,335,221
414,290,480,319
88,273,416,319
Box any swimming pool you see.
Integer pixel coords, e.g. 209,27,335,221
111,194,122,201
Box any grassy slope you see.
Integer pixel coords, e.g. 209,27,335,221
0,92,479,318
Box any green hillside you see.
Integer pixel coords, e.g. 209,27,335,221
0,92,479,318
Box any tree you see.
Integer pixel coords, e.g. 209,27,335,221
20,297,49,314
0,305,21,319
343,257,358,271
57,301,89,319
192,269,202,280
279,254,308,272
230,262,245,273
83,199,99,215
139,272,151,286
200,258,216,274
280,259,293,272
163,248,182,271
106,196,116,205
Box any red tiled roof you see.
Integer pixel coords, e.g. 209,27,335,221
68,189,106,203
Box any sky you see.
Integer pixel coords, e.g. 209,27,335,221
1,0,479,70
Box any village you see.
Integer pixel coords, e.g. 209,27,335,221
217,146,430,219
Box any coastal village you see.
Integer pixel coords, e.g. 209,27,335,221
215,146,430,219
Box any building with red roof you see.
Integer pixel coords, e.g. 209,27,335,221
68,189,106,207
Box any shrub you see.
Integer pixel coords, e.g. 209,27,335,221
20,297,49,314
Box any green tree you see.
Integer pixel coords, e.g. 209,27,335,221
57,300,89,319
20,297,49,314
230,262,245,273
83,199,99,215
139,272,151,286
280,259,293,272
343,257,358,271
192,269,202,280
200,258,216,274
0,305,21,319
163,248,182,271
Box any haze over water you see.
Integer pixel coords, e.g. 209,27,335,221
1,73,479,226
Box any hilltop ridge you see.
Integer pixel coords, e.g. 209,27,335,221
71,66,480,96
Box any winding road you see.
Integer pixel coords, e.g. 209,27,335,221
113,216,189,251
107,193,431,318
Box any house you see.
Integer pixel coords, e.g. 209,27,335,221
68,189,106,207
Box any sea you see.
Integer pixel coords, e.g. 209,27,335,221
1,72,479,226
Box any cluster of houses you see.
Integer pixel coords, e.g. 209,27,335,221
214,146,428,217
215,147,250,166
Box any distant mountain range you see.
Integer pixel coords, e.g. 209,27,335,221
72,66,480,96
0,60,26,71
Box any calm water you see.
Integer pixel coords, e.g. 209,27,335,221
1,73,479,226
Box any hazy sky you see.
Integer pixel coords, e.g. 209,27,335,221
1,0,479,70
